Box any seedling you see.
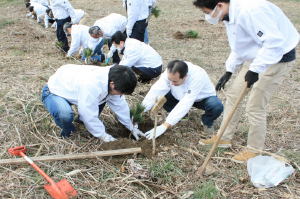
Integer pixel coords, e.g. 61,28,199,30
151,6,161,18
129,102,145,139
83,48,93,64
186,30,198,38
55,41,62,49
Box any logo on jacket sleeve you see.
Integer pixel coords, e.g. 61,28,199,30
257,31,263,37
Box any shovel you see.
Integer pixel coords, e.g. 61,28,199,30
198,83,248,177
8,146,77,199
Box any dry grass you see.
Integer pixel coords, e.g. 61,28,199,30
0,0,299,198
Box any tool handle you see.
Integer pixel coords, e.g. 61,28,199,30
199,83,248,177
20,152,56,185
105,58,109,64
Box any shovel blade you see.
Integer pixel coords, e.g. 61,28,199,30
44,179,77,199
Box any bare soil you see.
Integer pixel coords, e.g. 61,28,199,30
0,0,300,198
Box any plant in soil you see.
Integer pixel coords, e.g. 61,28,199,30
186,30,199,38
151,6,161,18
129,102,145,139
55,41,63,49
83,48,93,64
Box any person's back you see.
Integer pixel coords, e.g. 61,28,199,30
120,38,162,68
93,13,127,38
72,25,90,49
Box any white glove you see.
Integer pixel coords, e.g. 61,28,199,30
145,124,167,140
31,15,35,19
101,132,117,142
26,13,32,17
123,0,126,9
107,50,113,58
45,26,49,29
132,125,145,140
65,54,72,58
126,28,132,37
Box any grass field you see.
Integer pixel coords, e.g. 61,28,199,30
0,0,299,198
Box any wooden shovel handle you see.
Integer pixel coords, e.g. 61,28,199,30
198,83,248,177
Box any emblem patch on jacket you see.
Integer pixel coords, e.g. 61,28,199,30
187,90,191,94
257,31,263,37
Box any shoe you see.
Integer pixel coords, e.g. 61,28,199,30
74,115,83,124
101,53,107,63
198,135,231,148
201,121,214,134
231,150,260,163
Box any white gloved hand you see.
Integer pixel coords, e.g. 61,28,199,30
145,124,167,140
132,125,145,140
31,15,35,19
126,28,132,37
79,48,84,56
107,50,113,58
101,132,117,142
123,0,126,9
65,54,71,58
45,26,49,29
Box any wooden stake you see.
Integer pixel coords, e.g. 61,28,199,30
1,148,142,165
152,96,158,156
198,83,248,178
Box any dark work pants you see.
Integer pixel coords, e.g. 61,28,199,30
132,65,162,83
163,91,223,126
130,19,148,42
56,16,71,52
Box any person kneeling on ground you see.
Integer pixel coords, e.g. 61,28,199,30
26,2,47,23
194,0,300,163
41,65,145,142
142,60,223,139
112,31,162,83
63,22,102,61
87,13,127,64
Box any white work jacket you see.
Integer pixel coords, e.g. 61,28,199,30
148,0,156,7
32,3,47,16
45,14,56,28
89,13,127,52
142,62,216,126
224,0,300,74
68,25,90,56
72,9,84,24
119,38,162,69
126,0,149,31
48,65,133,138
30,0,48,7
50,0,75,21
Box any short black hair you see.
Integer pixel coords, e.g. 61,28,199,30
46,8,51,14
25,2,31,8
167,60,188,79
193,0,230,9
111,31,127,45
109,65,137,94
29,6,34,12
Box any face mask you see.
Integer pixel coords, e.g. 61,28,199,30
205,5,223,25
117,47,122,53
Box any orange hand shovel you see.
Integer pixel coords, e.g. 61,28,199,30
8,146,77,199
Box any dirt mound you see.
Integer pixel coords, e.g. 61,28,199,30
173,31,185,39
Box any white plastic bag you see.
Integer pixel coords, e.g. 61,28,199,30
247,155,294,188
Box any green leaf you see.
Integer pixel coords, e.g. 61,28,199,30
151,6,161,18
186,30,198,38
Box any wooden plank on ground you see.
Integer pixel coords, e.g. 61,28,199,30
0,148,142,165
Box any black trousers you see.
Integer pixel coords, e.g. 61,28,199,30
56,16,71,52
130,19,148,42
